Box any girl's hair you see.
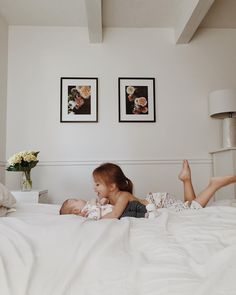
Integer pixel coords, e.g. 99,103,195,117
93,163,133,193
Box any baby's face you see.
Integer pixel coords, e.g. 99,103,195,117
67,199,86,213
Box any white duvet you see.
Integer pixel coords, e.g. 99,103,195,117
1,204,236,295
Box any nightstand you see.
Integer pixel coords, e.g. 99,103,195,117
11,189,48,204
210,148,236,201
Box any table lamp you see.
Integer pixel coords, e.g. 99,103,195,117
209,89,236,148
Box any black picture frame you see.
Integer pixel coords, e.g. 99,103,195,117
60,77,98,122
118,77,156,122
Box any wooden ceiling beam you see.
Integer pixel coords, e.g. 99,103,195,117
175,0,215,44
84,0,102,43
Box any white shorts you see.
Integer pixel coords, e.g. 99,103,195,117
145,192,202,212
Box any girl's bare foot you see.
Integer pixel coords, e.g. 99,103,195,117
178,160,191,182
210,175,236,188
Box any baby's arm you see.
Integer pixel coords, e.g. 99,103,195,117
102,193,129,219
86,205,101,220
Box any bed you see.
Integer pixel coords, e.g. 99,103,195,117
1,201,236,295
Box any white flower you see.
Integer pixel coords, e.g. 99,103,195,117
7,150,39,171
126,86,135,95
8,154,22,165
23,153,37,162
69,101,76,109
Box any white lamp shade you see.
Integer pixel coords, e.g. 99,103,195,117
208,89,236,118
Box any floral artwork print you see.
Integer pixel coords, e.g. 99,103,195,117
60,77,98,122
118,78,155,122
68,85,91,115
125,85,148,115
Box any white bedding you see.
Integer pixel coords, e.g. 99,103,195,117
1,204,236,295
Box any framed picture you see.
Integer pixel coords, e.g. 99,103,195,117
118,77,156,122
60,77,98,122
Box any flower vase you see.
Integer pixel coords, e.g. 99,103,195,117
21,170,32,191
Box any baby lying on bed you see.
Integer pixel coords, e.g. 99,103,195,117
60,197,112,220
60,197,150,219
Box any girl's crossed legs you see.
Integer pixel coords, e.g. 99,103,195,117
178,160,236,207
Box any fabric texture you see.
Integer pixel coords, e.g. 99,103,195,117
120,200,147,218
0,182,16,217
82,201,113,220
145,192,202,212
3,204,236,295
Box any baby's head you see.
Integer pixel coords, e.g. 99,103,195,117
59,198,86,215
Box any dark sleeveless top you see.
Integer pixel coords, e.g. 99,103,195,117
120,201,147,218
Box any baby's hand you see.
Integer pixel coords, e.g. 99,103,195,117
80,209,89,217
99,198,109,205
73,209,88,217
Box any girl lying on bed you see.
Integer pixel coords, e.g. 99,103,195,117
60,160,236,219
60,194,147,219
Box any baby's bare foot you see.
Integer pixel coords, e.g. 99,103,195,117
178,160,191,182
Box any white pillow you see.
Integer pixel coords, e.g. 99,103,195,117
0,182,16,217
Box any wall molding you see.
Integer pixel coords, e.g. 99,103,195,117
0,161,6,167
37,158,212,167
0,158,212,167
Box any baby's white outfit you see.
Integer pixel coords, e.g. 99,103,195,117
145,192,202,213
82,201,113,220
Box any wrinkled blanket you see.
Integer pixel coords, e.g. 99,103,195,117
1,205,236,295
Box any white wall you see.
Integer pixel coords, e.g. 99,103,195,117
0,16,8,183
6,26,236,204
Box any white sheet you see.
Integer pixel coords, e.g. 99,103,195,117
1,205,236,295
8,203,60,216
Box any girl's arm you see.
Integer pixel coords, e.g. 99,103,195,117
102,193,129,219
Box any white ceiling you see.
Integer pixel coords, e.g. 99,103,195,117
0,0,235,43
